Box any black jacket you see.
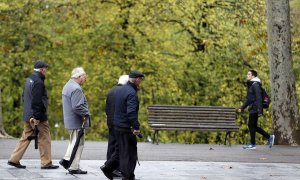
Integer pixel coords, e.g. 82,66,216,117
113,82,140,130
105,84,123,128
23,71,48,121
241,80,263,115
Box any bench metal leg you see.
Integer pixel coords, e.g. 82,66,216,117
152,130,155,144
225,132,231,146
153,130,159,145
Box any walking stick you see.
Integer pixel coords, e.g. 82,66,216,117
27,118,39,149
68,117,87,168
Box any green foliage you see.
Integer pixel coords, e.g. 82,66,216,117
0,0,299,144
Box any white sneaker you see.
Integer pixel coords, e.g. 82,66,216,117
268,135,275,148
243,144,256,150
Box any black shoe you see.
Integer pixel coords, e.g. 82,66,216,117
100,165,113,180
7,161,26,168
112,169,123,177
59,159,70,170
122,178,139,180
68,169,87,174
41,164,59,169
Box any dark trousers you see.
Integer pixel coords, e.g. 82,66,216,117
106,127,117,160
248,113,270,145
104,127,119,171
115,129,137,180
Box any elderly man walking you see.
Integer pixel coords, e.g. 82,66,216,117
8,60,59,169
100,75,129,179
101,71,144,180
59,67,90,174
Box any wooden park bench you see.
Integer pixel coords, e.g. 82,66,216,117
148,105,239,145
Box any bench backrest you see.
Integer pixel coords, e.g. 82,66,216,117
148,105,239,132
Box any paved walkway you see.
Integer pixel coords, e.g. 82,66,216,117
0,139,300,179
1,160,300,180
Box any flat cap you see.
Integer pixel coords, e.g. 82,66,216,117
129,71,145,78
34,60,49,69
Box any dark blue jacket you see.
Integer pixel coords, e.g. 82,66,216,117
23,71,48,121
105,84,123,128
241,80,263,115
113,82,140,130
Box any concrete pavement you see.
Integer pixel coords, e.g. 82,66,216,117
1,160,300,180
0,139,300,179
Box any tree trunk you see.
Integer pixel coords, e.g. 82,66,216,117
267,0,300,145
0,88,12,138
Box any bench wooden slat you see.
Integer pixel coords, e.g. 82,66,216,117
148,105,235,110
149,111,236,116
149,120,236,123
150,127,239,131
149,121,235,124
149,107,235,110
149,122,237,126
149,111,235,114
149,116,235,120
149,113,235,116
149,122,238,127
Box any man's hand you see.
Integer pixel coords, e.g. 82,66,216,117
132,129,140,136
30,118,40,126
83,114,89,120
237,109,242,113
258,113,262,117
133,129,143,138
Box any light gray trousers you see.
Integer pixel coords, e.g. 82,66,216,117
63,129,85,170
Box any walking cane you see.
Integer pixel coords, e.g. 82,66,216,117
67,117,87,168
27,118,39,149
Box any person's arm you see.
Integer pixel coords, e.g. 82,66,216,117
105,92,111,116
253,83,263,115
127,93,140,130
71,89,90,117
240,96,251,112
31,81,45,120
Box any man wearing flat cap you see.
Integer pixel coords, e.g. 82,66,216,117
8,60,59,169
100,70,144,180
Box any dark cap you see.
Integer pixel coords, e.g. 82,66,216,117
34,60,48,69
129,71,145,78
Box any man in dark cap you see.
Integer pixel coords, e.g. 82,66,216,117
8,60,59,169
100,71,144,180
34,60,49,69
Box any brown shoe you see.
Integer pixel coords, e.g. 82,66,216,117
7,161,26,168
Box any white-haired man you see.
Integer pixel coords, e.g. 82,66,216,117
100,75,129,179
59,67,90,174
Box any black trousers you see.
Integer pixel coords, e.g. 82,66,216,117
106,127,117,160
104,127,119,171
248,113,270,145
115,129,137,180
